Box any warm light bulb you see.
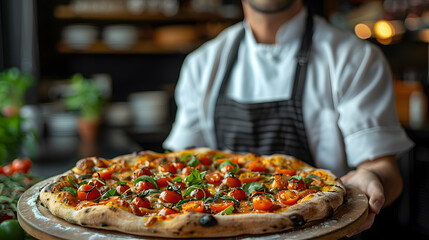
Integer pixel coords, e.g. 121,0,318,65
374,20,394,39
354,23,372,39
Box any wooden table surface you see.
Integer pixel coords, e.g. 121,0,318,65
18,178,368,240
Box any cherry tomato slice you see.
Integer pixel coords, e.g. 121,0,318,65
238,172,260,184
199,156,212,165
278,190,299,205
288,178,307,191
189,188,212,199
98,168,114,180
116,185,131,195
133,167,151,178
159,190,183,203
175,182,186,190
131,197,151,209
275,168,297,176
210,200,234,214
135,181,156,192
182,201,205,213
298,189,318,199
228,188,247,201
224,177,242,188
77,184,101,201
90,178,105,188
252,195,273,211
173,162,187,170
248,160,266,172
220,165,236,174
159,163,177,174
205,171,222,184
156,177,172,188
158,208,178,216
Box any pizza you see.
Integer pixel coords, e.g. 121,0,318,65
39,148,346,238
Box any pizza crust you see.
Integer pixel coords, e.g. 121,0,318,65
39,148,346,238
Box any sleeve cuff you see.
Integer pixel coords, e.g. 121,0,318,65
345,126,414,167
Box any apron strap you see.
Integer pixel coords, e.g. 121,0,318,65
292,8,314,100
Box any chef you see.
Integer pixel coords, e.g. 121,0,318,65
163,0,413,236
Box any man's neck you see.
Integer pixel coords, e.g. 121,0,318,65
242,1,303,44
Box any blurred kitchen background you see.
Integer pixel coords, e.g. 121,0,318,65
0,0,429,239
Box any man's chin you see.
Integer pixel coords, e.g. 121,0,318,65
245,0,297,14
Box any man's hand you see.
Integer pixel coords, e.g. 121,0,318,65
340,156,403,237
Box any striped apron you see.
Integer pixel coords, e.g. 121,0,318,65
214,10,314,165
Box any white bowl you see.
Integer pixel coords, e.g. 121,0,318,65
62,25,98,50
128,91,168,126
102,25,139,50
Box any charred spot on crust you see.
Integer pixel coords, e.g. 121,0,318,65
272,225,278,229
84,208,91,213
81,222,87,226
100,223,108,227
109,206,117,212
327,206,334,218
199,214,217,227
289,214,306,227
45,183,57,192
187,231,195,234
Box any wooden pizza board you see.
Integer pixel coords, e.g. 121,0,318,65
18,177,368,240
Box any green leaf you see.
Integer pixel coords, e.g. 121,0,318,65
213,153,224,161
219,195,240,206
180,153,194,163
171,176,182,183
61,187,77,197
67,176,78,188
183,185,206,198
134,176,159,189
242,182,268,197
217,205,234,215
175,199,194,210
218,160,239,174
187,156,200,167
101,189,120,200
185,169,206,186
116,181,127,186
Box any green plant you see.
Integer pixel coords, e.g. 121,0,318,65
0,68,36,164
64,74,104,119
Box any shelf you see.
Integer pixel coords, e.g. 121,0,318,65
54,5,242,22
57,40,201,54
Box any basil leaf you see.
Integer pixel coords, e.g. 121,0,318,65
217,205,234,215
218,160,239,174
306,174,321,180
134,176,159,189
183,185,206,198
78,180,88,186
289,175,313,187
220,195,240,206
143,189,162,195
185,169,206,186
175,199,194,210
92,166,106,172
213,153,224,161
101,189,120,200
171,176,183,183
180,153,194,163
187,156,200,167
242,182,268,197
67,176,78,188
61,187,77,197
116,181,127,186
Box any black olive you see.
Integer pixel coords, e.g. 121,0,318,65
289,214,306,227
199,214,217,227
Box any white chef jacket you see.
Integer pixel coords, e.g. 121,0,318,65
163,8,414,176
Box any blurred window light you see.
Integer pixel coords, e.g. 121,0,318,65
354,23,372,39
374,20,395,39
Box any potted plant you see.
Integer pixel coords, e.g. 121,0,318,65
0,68,37,164
64,74,104,141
